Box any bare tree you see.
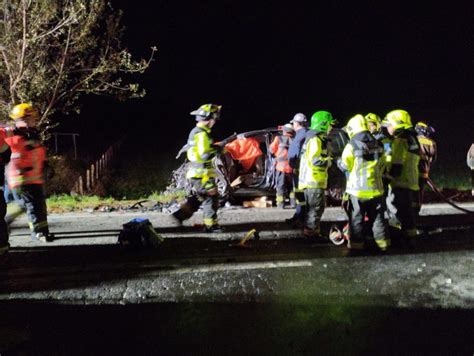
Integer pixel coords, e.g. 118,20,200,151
0,0,156,132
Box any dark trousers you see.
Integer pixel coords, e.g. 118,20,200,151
292,172,305,219
13,184,49,236
387,187,417,239
173,178,219,227
348,195,388,245
414,177,428,216
304,188,325,233
275,171,293,197
0,190,8,247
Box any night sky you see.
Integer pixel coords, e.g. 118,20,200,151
70,1,473,166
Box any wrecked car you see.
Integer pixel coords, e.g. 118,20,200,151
167,127,349,206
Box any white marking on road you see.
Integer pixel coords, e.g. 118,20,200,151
146,260,313,275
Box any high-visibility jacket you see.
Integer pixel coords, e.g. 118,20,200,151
417,135,437,178
0,127,46,188
298,130,330,189
389,128,420,191
340,131,385,199
374,131,392,164
185,122,218,180
270,135,293,174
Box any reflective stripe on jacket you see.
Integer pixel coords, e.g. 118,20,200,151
389,128,420,191
417,135,437,178
186,122,217,179
298,130,330,189
340,131,385,199
270,135,293,173
0,127,46,188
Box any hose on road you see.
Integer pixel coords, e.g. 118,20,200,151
427,178,474,214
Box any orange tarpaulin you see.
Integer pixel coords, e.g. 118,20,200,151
225,137,263,172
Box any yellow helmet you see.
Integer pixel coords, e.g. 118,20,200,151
190,103,222,121
344,114,368,138
383,109,412,130
9,103,40,120
364,113,381,131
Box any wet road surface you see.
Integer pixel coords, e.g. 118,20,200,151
1,204,474,354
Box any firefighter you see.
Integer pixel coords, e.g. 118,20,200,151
285,113,309,225
365,112,395,218
414,121,437,215
383,109,420,245
270,123,295,208
298,111,335,238
0,103,52,242
172,104,224,233
365,113,392,156
339,115,389,251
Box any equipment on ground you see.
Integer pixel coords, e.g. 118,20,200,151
426,178,474,214
118,218,164,249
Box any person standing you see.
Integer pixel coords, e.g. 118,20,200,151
0,103,52,242
339,115,389,251
285,113,309,225
0,135,11,255
383,109,420,245
172,104,224,232
270,123,295,208
298,111,335,238
414,121,437,215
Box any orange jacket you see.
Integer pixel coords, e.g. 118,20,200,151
270,135,293,174
0,127,46,188
225,137,263,172
417,135,437,178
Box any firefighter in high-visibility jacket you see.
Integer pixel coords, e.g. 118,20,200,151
339,114,389,251
414,121,437,215
365,113,392,160
298,111,335,238
270,123,295,208
383,109,420,244
172,104,224,233
0,103,52,242
365,112,396,219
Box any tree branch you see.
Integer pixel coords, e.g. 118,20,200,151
41,24,72,123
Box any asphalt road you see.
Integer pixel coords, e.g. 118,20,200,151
1,203,474,355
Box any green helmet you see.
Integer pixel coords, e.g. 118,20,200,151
383,109,412,130
310,111,335,132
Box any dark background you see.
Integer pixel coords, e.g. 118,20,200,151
62,1,473,167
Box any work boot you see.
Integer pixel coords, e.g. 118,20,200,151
0,243,9,256
285,214,303,227
347,239,365,251
31,232,54,243
204,224,224,233
289,198,296,209
170,213,184,227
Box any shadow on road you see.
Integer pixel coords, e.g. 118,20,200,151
0,300,473,355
